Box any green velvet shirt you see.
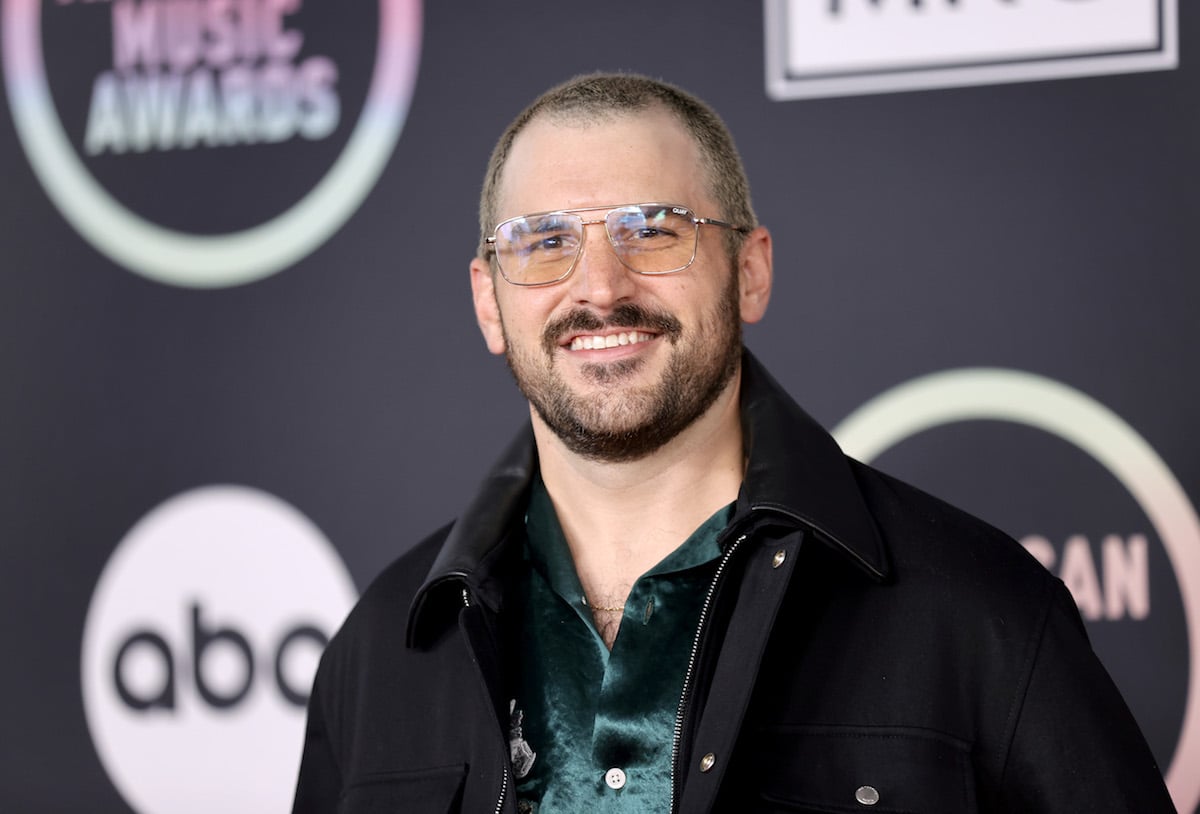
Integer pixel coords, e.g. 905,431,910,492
512,478,733,813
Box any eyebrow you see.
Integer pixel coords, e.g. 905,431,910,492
527,215,576,233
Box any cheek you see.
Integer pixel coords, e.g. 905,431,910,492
673,270,732,316
497,292,558,344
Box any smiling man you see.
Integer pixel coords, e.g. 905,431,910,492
292,74,1173,813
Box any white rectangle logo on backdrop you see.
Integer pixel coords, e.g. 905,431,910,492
765,0,1177,100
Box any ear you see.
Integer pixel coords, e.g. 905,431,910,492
470,256,507,355
737,226,773,324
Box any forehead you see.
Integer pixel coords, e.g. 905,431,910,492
495,108,711,221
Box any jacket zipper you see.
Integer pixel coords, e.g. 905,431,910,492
493,762,509,814
668,532,748,814
462,585,510,814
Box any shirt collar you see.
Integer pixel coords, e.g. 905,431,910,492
408,349,889,648
524,474,730,607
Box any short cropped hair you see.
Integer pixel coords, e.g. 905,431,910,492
478,73,757,261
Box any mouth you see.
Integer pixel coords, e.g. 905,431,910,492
565,330,657,351
542,304,681,358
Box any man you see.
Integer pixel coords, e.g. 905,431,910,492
293,74,1174,813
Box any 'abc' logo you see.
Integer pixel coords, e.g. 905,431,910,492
113,602,329,712
82,485,357,814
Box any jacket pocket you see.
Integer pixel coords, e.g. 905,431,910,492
338,764,467,814
748,726,976,813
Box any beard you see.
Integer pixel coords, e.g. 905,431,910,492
500,271,743,463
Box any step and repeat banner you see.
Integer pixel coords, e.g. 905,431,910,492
1,1,1195,812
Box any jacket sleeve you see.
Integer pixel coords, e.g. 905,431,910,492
994,580,1176,812
291,668,343,814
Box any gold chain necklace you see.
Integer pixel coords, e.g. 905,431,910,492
581,595,625,613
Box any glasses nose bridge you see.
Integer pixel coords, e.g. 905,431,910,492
575,214,627,266
578,215,612,239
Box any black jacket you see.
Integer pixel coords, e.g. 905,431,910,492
293,353,1174,813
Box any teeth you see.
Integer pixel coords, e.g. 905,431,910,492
569,331,651,351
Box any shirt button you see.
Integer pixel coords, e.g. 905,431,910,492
605,767,626,790
855,785,880,806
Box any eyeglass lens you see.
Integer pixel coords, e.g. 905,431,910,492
494,204,698,285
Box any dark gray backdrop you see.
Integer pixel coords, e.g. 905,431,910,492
2,1,1196,811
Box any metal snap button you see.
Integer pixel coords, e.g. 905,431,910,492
771,550,787,568
855,785,880,806
699,752,716,773
605,767,626,789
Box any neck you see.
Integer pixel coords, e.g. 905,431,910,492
531,368,745,609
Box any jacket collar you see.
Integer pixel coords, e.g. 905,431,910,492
407,349,888,647
736,352,888,579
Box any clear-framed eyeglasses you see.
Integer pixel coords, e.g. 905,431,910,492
483,202,750,287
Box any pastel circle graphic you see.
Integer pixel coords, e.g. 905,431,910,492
3,1,422,287
832,368,1200,812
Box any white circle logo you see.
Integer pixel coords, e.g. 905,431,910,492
2,0,422,288
832,368,1200,812
81,485,358,814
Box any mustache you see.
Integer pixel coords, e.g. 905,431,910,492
542,304,683,354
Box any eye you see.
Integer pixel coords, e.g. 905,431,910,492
503,216,581,258
517,229,578,258
610,206,692,246
535,234,568,251
632,225,677,240
614,216,683,245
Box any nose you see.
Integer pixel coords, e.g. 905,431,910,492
565,221,636,309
